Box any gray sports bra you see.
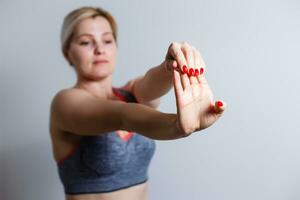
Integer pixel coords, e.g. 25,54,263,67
57,87,156,194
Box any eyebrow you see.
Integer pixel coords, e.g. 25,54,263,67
76,32,113,39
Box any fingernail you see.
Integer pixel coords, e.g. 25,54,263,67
194,69,199,76
200,68,204,75
182,65,188,74
189,68,194,76
216,101,223,107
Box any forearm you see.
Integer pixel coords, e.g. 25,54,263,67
120,102,183,140
134,61,173,102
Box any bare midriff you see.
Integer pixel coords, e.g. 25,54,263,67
65,181,149,200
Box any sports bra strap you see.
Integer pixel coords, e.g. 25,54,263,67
112,87,138,103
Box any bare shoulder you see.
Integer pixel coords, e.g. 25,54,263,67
50,88,89,129
51,88,89,105
50,87,125,136
51,88,90,113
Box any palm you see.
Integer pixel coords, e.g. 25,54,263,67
165,41,225,135
173,70,219,134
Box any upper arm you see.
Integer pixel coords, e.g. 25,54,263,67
121,76,161,109
50,90,125,136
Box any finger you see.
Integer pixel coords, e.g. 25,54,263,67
190,46,199,85
192,46,201,77
196,71,208,85
171,55,190,90
213,100,226,114
181,42,195,77
173,60,179,70
180,70,191,90
168,42,188,73
194,49,206,76
173,69,184,97
170,60,181,76
172,60,182,73
165,59,179,72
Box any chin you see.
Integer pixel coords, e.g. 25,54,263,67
92,70,114,79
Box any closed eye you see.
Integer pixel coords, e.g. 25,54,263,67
80,41,90,45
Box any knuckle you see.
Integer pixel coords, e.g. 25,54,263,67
170,42,178,49
173,49,181,58
185,50,193,63
169,42,181,58
186,47,192,55
182,42,192,54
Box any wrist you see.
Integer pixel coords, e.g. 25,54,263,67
173,117,192,138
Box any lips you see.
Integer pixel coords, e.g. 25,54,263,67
93,60,108,64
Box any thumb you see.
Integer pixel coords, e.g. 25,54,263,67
165,59,179,72
213,100,226,114
172,60,178,69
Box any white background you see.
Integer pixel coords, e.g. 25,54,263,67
1,0,300,199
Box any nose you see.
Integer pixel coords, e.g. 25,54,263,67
95,43,105,55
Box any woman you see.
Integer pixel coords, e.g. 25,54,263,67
49,6,226,200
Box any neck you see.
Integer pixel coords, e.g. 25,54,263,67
74,75,115,99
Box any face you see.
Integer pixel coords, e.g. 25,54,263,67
66,16,117,80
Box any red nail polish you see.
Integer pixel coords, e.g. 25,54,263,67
200,68,204,75
183,65,188,74
216,101,223,107
194,69,199,76
189,68,194,76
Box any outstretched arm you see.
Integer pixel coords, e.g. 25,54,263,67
130,61,173,105
51,89,184,140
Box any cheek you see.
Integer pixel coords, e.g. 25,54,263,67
73,49,92,64
108,48,117,61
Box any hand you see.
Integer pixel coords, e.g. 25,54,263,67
164,42,205,76
169,42,226,136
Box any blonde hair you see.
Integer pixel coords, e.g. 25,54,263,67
61,6,118,64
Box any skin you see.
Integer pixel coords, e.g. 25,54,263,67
66,16,118,99
49,16,226,200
